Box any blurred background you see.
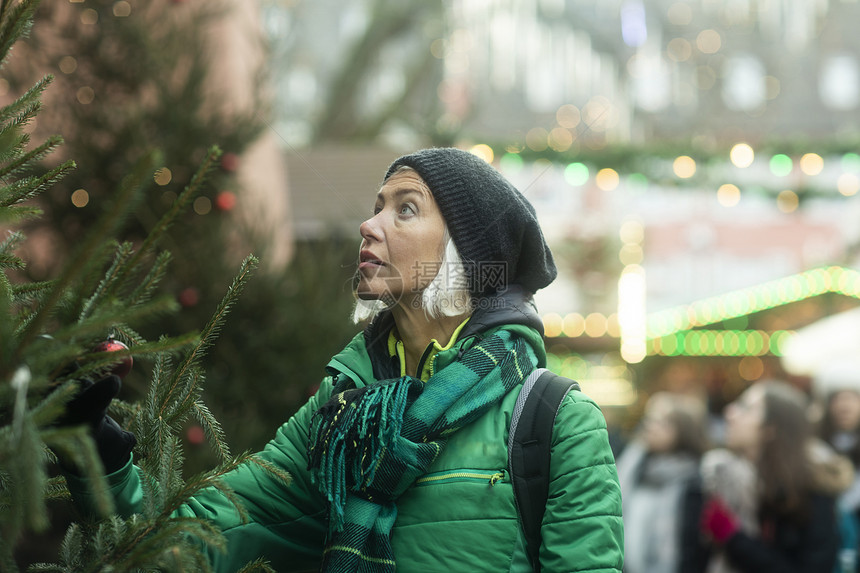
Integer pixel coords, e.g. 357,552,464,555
9,0,860,460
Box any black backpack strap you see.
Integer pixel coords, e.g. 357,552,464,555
508,368,580,572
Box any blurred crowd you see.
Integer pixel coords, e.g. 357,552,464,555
615,362,860,573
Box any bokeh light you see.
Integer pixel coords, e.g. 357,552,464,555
799,153,823,175
696,29,722,53
543,313,563,337
730,143,754,167
717,183,741,206
673,155,696,178
71,189,89,208
154,168,172,186
667,3,693,25
556,104,581,128
838,173,860,196
525,127,549,151
80,8,98,25
193,196,212,215
842,153,860,172
769,154,793,176
59,56,77,74
469,143,494,163
619,219,644,244
113,1,131,17
76,86,94,104
776,189,799,212
564,162,589,186
595,168,620,190
548,127,573,151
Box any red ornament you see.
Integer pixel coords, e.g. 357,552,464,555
93,336,133,379
220,152,239,172
215,191,237,211
187,425,206,445
178,287,199,307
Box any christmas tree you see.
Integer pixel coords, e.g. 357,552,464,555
1,2,286,570
6,0,361,461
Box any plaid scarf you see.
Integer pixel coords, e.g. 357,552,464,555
307,328,536,572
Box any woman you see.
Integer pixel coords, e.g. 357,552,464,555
615,391,709,573
814,361,860,573
63,148,624,572
696,379,853,573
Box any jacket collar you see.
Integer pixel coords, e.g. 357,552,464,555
329,285,545,387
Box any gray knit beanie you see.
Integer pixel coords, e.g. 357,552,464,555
384,147,557,297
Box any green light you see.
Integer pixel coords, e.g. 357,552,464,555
842,153,860,173
684,332,697,355
737,332,749,354
564,162,589,186
500,153,524,173
546,352,562,372
628,173,649,191
726,332,740,355
562,355,588,379
671,333,684,356
770,154,793,177
770,331,791,355
748,331,764,355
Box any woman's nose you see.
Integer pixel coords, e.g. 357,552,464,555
360,214,381,242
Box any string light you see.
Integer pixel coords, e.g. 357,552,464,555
647,266,860,337
648,329,793,357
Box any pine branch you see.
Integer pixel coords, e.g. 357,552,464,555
40,425,115,516
126,250,171,307
159,451,258,520
101,145,222,301
13,149,160,359
78,242,136,322
0,0,38,67
0,250,23,270
0,204,41,226
0,228,25,258
0,160,75,208
190,399,231,462
160,255,258,415
0,134,62,181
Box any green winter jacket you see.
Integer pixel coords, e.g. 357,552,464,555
66,288,623,572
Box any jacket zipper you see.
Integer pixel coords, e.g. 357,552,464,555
415,469,507,486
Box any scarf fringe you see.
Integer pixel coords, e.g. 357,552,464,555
308,377,417,529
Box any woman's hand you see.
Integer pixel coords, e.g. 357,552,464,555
56,375,137,474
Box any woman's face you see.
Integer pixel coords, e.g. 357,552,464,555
356,169,446,308
829,390,860,432
640,397,678,453
724,384,766,459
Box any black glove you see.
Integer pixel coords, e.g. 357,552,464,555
57,375,137,474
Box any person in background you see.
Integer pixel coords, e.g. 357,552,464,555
697,379,853,573
616,391,709,573
57,148,624,572
814,360,860,572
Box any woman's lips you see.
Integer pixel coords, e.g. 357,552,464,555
359,250,384,269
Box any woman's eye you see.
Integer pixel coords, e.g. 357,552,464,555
399,203,416,215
